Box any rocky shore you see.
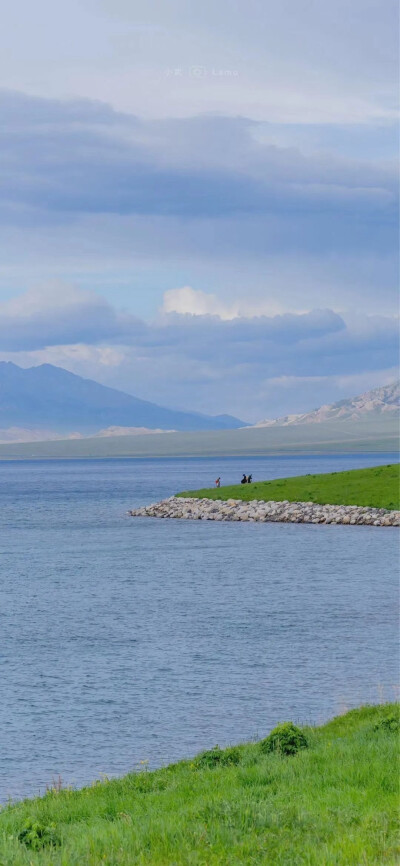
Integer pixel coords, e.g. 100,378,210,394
129,497,400,526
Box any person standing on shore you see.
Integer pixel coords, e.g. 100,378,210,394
215,477,221,487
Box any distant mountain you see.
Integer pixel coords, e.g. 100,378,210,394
0,362,245,435
0,425,178,444
253,382,400,427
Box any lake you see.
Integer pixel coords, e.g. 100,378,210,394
0,453,398,801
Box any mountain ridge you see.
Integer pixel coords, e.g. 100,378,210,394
0,361,245,436
252,381,399,428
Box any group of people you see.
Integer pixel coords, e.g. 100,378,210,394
214,473,253,488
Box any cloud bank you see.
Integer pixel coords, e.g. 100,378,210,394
0,284,397,420
0,89,397,320
1,92,396,231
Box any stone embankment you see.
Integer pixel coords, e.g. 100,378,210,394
129,497,400,526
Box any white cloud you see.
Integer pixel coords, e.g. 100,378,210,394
0,343,125,369
0,281,144,350
3,281,93,316
161,287,284,319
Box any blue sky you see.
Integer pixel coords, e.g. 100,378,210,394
0,0,398,421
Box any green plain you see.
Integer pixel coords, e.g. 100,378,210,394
178,463,400,510
0,415,397,460
0,704,398,865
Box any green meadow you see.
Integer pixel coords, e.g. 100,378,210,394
178,463,400,510
0,704,398,865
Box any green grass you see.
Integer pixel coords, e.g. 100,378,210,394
177,464,400,510
0,704,398,865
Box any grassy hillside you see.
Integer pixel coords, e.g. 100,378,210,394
0,704,398,865
178,464,400,510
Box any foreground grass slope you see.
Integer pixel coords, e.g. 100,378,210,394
178,464,400,510
0,704,398,865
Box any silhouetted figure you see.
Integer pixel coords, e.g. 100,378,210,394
215,477,221,488
247,474,252,483
241,474,247,484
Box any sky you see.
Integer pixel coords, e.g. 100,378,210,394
0,0,398,422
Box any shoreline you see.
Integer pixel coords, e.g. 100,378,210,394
129,496,400,526
1,704,398,864
0,448,398,462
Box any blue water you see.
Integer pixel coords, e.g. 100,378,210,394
0,453,398,801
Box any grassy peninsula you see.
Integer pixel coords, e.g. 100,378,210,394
0,704,398,865
178,464,400,510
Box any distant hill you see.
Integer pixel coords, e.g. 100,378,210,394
253,382,400,427
0,413,397,459
0,362,245,436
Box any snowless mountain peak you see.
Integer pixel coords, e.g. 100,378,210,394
253,381,400,428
